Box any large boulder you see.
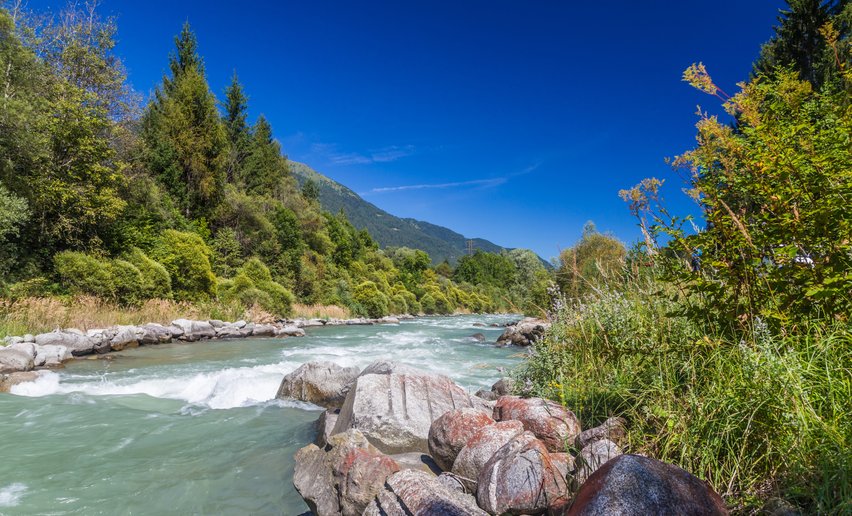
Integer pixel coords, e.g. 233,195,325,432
476,432,569,515
136,323,174,345
452,420,525,492
0,348,34,374
364,469,487,516
34,344,69,367
275,325,305,337
171,319,215,342
568,454,728,515
496,317,550,347
494,396,581,452
277,361,359,409
315,408,340,448
332,364,488,454
293,430,400,516
86,329,114,354
428,408,494,471
571,438,622,489
575,416,627,449
110,326,140,351
251,323,277,337
34,330,95,356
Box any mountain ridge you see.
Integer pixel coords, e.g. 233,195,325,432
288,160,512,264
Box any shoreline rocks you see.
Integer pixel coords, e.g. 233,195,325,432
496,317,550,347
289,358,729,515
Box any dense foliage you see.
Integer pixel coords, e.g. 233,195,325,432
520,2,851,512
0,3,547,319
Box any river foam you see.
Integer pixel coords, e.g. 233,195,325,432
0,483,27,507
10,362,300,410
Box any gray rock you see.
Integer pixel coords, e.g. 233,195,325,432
469,332,486,342
35,344,68,367
315,408,339,448
452,420,525,492
333,365,487,454
496,317,551,346
475,389,498,401
358,360,418,376
364,469,487,516
572,438,622,489
377,316,400,324
233,320,247,329
0,347,34,373
35,331,95,356
294,443,339,516
568,454,728,515
86,329,115,354
491,377,513,396
388,452,441,476
207,319,226,328
215,325,250,339
137,323,174,345
436,472,469,494
277,361,360,409
251,323,277,337
110,326,139,351
172,319,216,341
275,325,305,337
4,336,24,345
428,407,494,471
575,416,627,449
476,432,569,515
9,342,36,358
23,334,35,343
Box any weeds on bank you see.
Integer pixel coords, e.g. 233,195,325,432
515,272,851,514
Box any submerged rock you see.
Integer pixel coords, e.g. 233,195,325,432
494,395,581,452
568,454,728,515
0,371,40,392
277,361,360,409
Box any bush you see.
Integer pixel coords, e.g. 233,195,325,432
389,293,408,315
110,259,144,305
223,267,294,318
353,281,389,318
4,277,53,300
259,280,294,316
54,251,114,298
150,230,216,301
420,293,436,315
127,248,172,299
240,257,274,284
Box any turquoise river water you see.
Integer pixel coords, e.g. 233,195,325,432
0,315,523,515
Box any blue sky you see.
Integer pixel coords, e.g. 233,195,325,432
34,0,785,260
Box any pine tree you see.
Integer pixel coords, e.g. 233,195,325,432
755,0,849,88
142,22,227,220
240,115,287,195
222,72,251,183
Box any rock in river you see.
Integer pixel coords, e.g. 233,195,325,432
276,361,360,409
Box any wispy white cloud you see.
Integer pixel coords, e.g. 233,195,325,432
363,162,543,196
366,177,507,194
314,144,417,165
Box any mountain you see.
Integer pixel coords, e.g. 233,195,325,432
288,161,509,264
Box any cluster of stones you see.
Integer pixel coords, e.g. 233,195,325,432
495,317,551,347
0,316,406,392
282,361,728,515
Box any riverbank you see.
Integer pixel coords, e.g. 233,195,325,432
0,314,424,389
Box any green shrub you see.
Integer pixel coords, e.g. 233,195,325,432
258,280,294,316
389,293,408,315
110,259,144,305
127,248,172,299
150,230,216,301
353,281,389,318
239,257,273,285
420,293,436,315
4,277,53,300
54,251,114,298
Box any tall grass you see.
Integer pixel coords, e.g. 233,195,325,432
516,272,851,513
291,303,351,320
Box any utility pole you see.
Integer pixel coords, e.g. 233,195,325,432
466,239,474,256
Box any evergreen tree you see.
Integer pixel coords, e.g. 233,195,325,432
142,22,227,219
755,0,849,88
240,115,288,195
222,71,251,183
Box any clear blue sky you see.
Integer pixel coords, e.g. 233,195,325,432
34,0,785,260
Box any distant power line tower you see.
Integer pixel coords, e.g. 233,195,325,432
466,239,475,256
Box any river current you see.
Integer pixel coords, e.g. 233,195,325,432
0,315,522,515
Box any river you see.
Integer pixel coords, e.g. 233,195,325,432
0,314,523,515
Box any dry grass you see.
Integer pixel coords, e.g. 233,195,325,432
0,296,246,337
291,303,351,320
